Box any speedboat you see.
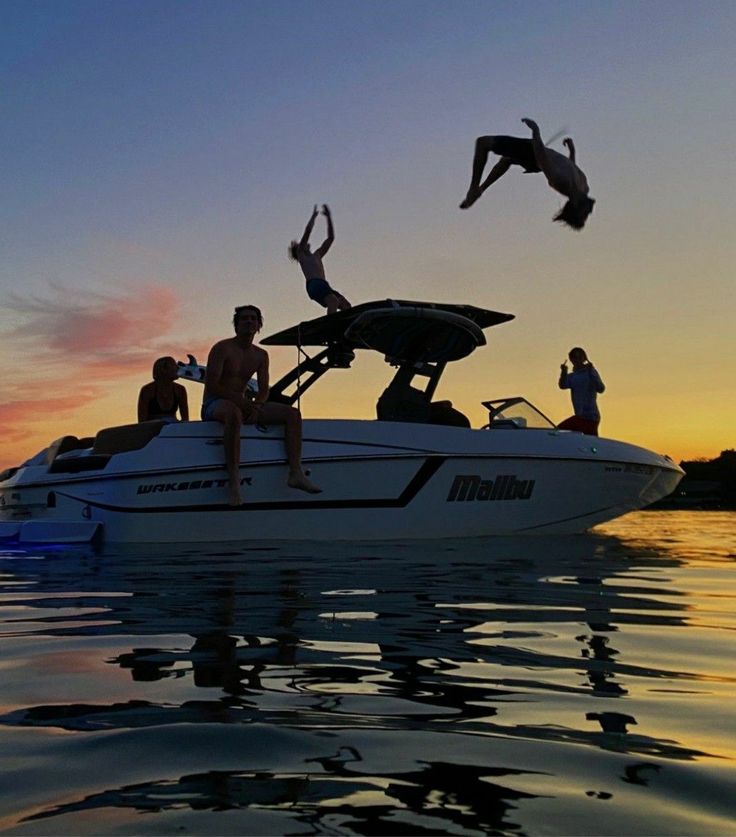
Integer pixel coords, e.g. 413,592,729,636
0,299,683,544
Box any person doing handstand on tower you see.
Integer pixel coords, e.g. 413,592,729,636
459,118,595,229
289,204,351,314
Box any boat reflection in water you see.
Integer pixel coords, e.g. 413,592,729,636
3,520,734,835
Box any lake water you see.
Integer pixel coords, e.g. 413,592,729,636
1,511,735,835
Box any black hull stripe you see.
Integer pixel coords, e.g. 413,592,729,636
164,434,440,454
55,457,447,514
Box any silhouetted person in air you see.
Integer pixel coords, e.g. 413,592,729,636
460,118,595,229
289,204,351,314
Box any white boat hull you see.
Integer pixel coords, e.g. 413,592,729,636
0,420,683,544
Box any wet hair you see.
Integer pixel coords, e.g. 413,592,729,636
554,196,595,230
233,304,263,332
152,356,176,381
288,241,300,261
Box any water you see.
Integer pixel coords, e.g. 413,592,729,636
1,511,735,835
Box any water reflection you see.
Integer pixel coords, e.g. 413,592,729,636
22,759,543,834
1,522,733,833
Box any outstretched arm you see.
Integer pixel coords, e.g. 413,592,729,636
299,205,319,248
521,118,554,178
563,137,576,163
316,204,334,257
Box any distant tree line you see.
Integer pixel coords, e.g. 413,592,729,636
653,449,736,509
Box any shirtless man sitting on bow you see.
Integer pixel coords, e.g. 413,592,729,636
201,304,321,506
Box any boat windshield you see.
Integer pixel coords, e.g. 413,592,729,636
482,398,556,430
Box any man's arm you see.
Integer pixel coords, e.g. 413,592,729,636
299,205,319,248
137,385,150,422
176,383,190,421
563,137,576,163
522,118,553,176
588,365,605,393
523,118,577,196
204,342,235,401
315,204,334,258
255,350,270,404
558,363,570,390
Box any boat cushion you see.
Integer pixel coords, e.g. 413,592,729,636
92,421,166,455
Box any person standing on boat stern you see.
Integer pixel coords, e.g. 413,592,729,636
460,118,595,229
137,356,189,423
201,305,322,506
289,204,351,314
557,348,605,436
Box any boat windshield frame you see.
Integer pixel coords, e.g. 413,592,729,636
482,397,557,430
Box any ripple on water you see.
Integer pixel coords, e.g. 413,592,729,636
1,510,735,835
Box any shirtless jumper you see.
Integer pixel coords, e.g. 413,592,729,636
290,204,351,314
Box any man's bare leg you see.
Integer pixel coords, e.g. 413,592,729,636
324,294,339,315
253,403,322,493
477,157,512,194
212,401,244,506
460,137,511,208
324,293,351,314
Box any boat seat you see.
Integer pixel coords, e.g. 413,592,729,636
428,401,471,428
44,435,93,466
92,420,166,455
48,455,112,474
376,384,431,423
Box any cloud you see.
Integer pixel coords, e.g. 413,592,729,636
0,283,194,468
2,283,180,364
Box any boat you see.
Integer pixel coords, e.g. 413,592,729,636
0,299,683,544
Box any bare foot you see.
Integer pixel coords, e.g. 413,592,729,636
459,186,481,209
288,472,322,494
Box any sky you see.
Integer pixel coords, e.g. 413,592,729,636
1,0,735,469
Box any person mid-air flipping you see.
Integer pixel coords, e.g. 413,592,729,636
460,118,595,229
289,204,351,314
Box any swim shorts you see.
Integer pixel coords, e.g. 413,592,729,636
201,396,223,421
201,396,261,423
306,277,336,306
490,136,540,173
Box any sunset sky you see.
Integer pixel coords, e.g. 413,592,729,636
2,0,734,469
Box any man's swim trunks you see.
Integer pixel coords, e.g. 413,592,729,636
201,396,261,422
490,136,541,173
201,395,223,421
306,277,335,306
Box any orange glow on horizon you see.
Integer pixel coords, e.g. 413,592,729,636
1,361,730,471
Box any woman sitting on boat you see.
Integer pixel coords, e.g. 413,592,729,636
137,356,190,424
